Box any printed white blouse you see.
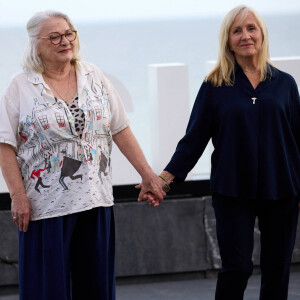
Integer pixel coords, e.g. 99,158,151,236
0,61,129,220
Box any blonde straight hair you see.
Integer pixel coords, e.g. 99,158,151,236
22,10,81,73
206,5,273,87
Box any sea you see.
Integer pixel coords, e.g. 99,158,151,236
0,14,299,185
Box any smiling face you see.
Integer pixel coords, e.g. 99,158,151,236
37,17,75,69
228,12,263,62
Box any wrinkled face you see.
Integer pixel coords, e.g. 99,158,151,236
228,12,263,61
37,17,75,68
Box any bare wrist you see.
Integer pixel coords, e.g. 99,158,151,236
140,167,156,181
10,190,27,200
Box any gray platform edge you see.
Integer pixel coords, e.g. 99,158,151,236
1,196,300,285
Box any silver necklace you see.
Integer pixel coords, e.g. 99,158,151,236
45,67,72,102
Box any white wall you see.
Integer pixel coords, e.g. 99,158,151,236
272,57,300,84
148,63,190,173
0,169,8,193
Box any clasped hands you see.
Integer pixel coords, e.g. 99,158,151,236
135,172,173,206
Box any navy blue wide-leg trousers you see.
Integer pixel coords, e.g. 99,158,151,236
18,206,115,300
212,194,299,300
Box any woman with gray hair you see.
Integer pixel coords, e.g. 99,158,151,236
139,5,300,300
0,10,164,300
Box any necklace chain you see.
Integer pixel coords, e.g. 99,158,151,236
244,69,260,74
44,67,72,102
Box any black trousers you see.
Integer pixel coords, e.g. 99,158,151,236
212,194,299,300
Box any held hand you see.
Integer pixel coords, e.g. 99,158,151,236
135,174,166,206
11,193,31,232
135,185,160,206
145,192,160,206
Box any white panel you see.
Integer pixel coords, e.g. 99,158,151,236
104,72,134,112
148,63,190,176
111,141,141,185
271,57,300,85
107,72,141,185
0,168,8,193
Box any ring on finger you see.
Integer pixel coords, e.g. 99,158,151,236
12,216,19,222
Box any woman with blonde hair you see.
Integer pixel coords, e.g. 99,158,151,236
140,5,300,300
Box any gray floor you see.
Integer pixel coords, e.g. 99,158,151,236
116,272,300,300
1,272,300,300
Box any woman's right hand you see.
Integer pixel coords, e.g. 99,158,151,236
11,193,31,232
0,143,31,232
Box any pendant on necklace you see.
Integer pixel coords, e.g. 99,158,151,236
251,97,257,104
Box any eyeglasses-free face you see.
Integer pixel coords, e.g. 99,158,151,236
39,30,77,45
228,12,262,62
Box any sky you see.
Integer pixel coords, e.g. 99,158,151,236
0,0,300,27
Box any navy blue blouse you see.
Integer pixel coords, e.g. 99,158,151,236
165,64,300,200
